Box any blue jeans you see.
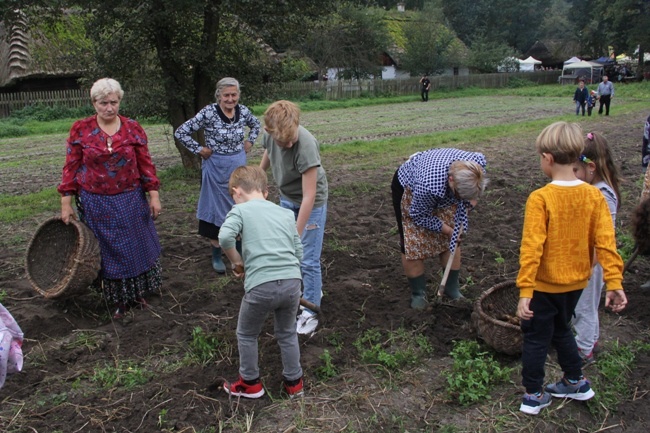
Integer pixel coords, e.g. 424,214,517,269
237,279,302,381
575,101,585,115
280,197,327,311
521,290,583,394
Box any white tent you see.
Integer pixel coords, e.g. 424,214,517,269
561,61,604,84
564,56,581,64
519,56,542,72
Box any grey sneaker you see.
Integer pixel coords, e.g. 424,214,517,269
520,391,552,415
545,377,595,401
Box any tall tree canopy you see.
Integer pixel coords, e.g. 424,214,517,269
3,0,335,168
298,4,391,81
441,0,549,53
593,0,649,69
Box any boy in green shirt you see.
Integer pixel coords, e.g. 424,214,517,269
220,166,304,399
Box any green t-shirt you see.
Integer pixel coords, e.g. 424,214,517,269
218,198,303,292
262,125,328,207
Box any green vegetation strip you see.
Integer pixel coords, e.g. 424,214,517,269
0,188,60,223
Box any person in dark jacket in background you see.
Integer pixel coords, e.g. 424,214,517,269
573,80,588,116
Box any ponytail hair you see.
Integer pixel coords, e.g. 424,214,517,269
583,132,622,210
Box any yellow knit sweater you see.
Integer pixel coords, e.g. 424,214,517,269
517,182,624,298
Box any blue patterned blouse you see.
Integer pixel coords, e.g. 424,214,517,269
175,104,260,155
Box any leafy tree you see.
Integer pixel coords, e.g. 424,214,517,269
468,37,520,73
3,0,334,168
441,0,550,53
297,4,390,81
401,16,467,76
595,0,650,72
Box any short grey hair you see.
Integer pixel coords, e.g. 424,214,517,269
214,77,240,101
449,161,488,200
90,78,124,102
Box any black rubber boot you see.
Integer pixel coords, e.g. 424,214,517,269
408,274,427,309
212,246,226,274
443,269,463,299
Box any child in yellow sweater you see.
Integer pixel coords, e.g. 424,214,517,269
517,121,627,415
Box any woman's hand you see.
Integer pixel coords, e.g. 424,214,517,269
244,140,253,153
149,191,162,220
61,196,76,225
199,146,213,160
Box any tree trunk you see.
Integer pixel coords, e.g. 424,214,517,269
150,1,202,170
194,1,221,112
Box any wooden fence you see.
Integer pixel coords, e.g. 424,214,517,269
0,88,88,118
265,71,561,101
0,72,561,118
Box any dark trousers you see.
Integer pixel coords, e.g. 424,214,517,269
421,89,429,101
521,290,584,394
598,94,611,115
391,170,406,254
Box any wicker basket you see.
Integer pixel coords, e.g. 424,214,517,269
472,280,523,356
25,218,101,299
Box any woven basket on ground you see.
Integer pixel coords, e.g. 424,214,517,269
25,218,101,299
472,280,522,356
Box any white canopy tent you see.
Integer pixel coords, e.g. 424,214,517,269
519,56,542,72
561,61,604,84
564,56,581,64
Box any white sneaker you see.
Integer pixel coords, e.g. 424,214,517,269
296,310,318,335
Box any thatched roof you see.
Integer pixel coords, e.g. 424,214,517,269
0,11,87,88
525,39,581,66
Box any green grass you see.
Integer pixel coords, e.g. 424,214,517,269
91,360,152,389
5,81,649,139
588,340,650,418
0,188,60,223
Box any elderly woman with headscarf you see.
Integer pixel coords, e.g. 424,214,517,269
59,78,163,319
391,148,488,308
175,77,261,273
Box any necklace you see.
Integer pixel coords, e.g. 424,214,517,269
103,118,121,153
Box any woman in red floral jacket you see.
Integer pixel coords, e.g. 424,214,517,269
58,78,162,319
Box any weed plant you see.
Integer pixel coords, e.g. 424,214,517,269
188,326,224,365
91,360,152,389
588,340,650,417
616,228,636,262
443,340,513,406
353,328,432,373
315,349,338,381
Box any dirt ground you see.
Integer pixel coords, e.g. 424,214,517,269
1,99,649,432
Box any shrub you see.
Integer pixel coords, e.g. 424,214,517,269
10,103,93,121
0,122,29,138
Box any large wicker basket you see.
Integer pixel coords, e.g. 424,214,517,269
472,280,523,356
26,218,101,299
